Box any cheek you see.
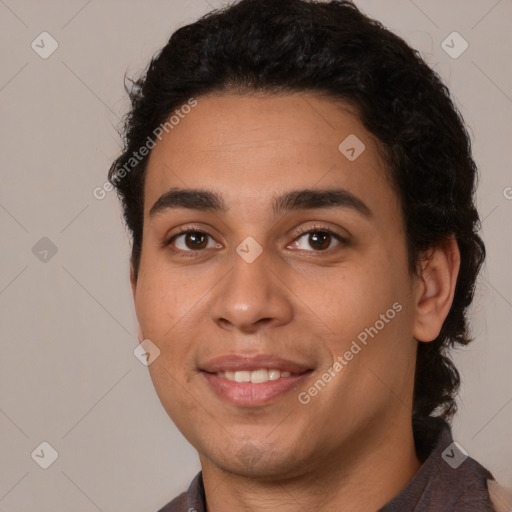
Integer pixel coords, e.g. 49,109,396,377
134,270,200,420
302,257,404,333
134,264,191,339
305,249,413,376
327,261,415,396
133,263,208,383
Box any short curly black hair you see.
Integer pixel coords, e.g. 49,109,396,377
108,0,485,424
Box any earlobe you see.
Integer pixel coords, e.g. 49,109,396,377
412,236,461,343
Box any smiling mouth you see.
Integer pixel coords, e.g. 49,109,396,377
215,368,294,383
202,369,313,406
200,354,314,405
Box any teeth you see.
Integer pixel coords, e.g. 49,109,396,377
268,369,280,381
250,369,268,383
219,369,293,383
234,371,251,383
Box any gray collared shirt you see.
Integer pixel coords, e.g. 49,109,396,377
157,417,496,511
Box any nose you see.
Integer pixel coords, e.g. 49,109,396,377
209,250,294,334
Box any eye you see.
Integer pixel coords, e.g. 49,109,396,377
164,224,347,256
289,226,346,252
167,229,220,253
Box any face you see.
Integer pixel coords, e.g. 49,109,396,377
132,92,422,479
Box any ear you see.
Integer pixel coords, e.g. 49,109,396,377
130,260,137,302
130,262,144,343
412,236,461,343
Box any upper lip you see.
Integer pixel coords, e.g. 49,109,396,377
201,354,312,374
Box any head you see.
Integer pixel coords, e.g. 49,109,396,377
109,0,485,477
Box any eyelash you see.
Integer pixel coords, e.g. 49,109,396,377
164,224,348,257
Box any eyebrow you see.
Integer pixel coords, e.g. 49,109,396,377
149,187,372,219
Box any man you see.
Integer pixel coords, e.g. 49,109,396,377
108,0,511,510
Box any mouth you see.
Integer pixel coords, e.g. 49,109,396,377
200,354,314,406
217,368,294,383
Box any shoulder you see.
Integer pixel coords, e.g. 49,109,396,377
155,491,188,512
155,472,204,512
488,479,512,512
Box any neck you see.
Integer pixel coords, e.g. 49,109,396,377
200,415,421,512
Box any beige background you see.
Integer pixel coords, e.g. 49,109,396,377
0,0,511,510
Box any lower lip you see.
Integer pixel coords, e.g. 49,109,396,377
202,371,312,406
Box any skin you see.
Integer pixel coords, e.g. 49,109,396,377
131,92,460,512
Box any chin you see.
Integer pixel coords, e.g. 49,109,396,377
204,440,310,481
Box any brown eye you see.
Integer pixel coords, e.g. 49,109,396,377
185,232,207,249
170,230,216,251
291,229,345,252
308,232,332,250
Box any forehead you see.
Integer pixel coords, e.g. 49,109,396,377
144,92,396,219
